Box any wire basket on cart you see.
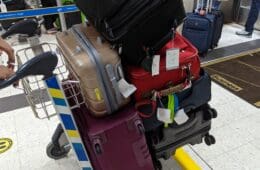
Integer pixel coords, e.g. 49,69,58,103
16,43,85,119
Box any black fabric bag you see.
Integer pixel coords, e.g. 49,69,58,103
145,105,214,161
1,0,30,30
75,0,186,67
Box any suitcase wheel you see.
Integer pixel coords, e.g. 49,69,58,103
46,142,70,160
204,134,216,146
203,107,218,120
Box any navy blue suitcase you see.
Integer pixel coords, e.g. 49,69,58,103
211,10,224,47
182,12,215,54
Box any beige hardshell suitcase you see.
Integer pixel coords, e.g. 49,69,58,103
56,24,130,117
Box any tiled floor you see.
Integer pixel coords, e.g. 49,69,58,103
0,23,260,170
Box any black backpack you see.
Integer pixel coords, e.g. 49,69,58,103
76,0,186,70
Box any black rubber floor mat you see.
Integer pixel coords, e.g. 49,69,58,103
204,50,260,108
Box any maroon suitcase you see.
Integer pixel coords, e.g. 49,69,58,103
72,104,154,170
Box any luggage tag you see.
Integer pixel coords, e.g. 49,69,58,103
166,48,179,71
157,108,172,124
174,109,189,125
0,0,7,13
118,78,137,98
152,55,160,76
157,95,175,127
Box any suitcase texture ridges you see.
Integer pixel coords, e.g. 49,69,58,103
57,24,130,117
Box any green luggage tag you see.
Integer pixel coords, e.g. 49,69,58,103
165,94,175,128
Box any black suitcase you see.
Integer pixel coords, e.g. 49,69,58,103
146,104,216,160
0,0,29,30
139,70,217,166
211,10,224,48
75,0,186,68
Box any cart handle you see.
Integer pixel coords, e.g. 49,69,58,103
1,19,39,39
0,51,58,89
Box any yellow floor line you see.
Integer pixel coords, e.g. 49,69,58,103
174,148,201,170
202,48,260,67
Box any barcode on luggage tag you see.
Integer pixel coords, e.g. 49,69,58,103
166,48,179,71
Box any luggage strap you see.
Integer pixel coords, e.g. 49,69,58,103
136,67,193,118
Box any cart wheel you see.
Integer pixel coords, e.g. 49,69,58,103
46,142,70,160
154,160,162,170
204,135,216,146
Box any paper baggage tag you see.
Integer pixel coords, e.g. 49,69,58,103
174,109,189,125
118,79,137,98
0,1,7,13
166,48,179,71
152,55,160,76
157,108,173,124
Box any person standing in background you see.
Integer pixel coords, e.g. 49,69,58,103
0,37,14,80
41,0,59,34
236,0,260,38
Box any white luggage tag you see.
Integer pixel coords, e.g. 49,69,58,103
157,95,174,126
174,109,189,125
166,48,180,71
157,108,173,124
0,0,7,13
118,78,137,98
152,55,160,76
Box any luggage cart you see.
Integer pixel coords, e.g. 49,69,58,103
1,45,206,170
0,18,206,170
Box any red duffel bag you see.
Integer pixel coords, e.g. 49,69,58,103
126,32,201,102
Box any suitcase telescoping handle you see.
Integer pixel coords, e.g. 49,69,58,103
196,0,213,14
206,0,213,13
